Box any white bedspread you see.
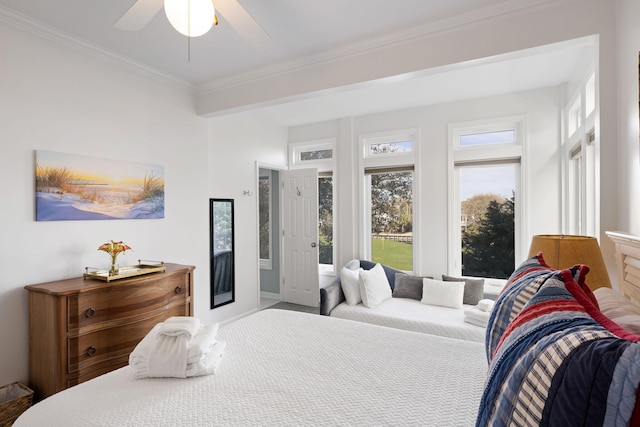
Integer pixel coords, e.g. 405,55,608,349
330,297,487,342
16,310,487,427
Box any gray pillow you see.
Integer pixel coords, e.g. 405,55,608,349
442,275,484,305
392,274,433,300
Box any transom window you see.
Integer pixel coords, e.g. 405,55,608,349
459,129,515,148
291,139,334,167
364,133,415,158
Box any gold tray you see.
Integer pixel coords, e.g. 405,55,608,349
83,261,166,282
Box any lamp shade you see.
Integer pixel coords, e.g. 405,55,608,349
528,234,612,290
165,0,215,37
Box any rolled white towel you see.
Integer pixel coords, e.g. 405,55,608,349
129,323,161,377
476,299,495,312
146,333,189,379
158,316,201,339
130,318,220,379
464,315,489,328
186,341,226,377
464,307,491,324
187,323,219,364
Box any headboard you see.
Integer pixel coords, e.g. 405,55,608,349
606,231,640,306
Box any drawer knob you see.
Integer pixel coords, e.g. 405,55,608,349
175,286,182,294
84,307,95,318
86,346,97,356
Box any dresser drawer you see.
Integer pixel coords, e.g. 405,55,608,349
68,273,189,330
67,303,189,374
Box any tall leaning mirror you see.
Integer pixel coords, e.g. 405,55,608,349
210,198,235,308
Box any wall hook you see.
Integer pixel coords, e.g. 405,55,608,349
243,190,253,196
296,187,302,196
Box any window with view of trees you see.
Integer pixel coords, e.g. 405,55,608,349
368,169,413,271
459,165,516,279
449,118,523,280
361,130,417,272
258,172,272,269
318,174,333,266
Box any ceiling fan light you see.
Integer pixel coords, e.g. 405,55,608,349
164,0,215,37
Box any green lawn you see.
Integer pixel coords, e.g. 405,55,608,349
371,239,412,271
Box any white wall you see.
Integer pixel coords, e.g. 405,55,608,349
204,111,288,323
616,0,640,235
289,86,563,279
0,23,209,386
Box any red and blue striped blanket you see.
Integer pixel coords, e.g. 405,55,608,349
477,254,640,426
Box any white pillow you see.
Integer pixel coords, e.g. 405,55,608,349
421,278,465,309
340,267,363,305
358,263,392,308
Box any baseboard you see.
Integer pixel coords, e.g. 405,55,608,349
219,308,259,326
260,291,280,300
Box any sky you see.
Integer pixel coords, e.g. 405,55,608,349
36,150,164,185
460,164,515,201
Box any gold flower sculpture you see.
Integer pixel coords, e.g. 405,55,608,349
98,240,132,276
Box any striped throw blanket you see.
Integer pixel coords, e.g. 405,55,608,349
477,254,640,426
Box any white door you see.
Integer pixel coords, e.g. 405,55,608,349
282,168,319,307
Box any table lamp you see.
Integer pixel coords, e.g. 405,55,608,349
528,234,612,290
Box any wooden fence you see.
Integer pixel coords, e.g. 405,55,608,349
372,234,413,244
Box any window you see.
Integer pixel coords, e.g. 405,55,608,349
567,97,581,138
361,130,418,272
318,173,333,266
258,170,272,269
585,73,596,117
459,130,515,148
449,117,524,280
291,139,334,167
563,70,597,236
289,139,336,272
366,168,414,271
458,163,517,279
364,132,414,158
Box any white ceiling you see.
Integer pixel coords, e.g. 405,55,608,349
0,0,592,125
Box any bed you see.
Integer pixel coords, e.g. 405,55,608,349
16,309,488,426
329,297,486,342
321,259,493,342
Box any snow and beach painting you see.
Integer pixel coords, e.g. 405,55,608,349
35,150,164,221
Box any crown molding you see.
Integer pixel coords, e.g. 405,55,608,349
197,0,559,95
0,5,196,94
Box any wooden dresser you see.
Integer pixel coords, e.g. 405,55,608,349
25,263,194,400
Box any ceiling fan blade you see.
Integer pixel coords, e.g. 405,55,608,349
114,0,164,31
214,0,271,47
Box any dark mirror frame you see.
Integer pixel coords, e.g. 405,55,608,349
210,198,235,309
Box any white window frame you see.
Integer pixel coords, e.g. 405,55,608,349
562,67,598,237
359,129,419,273
289,139,337,275
447,116,526,278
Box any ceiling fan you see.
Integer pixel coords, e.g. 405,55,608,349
114,0,270,47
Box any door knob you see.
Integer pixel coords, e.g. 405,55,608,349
311,242,317,248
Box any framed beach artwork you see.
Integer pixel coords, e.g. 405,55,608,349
35,150,165,221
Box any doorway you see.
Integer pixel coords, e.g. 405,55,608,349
257,165,320,309
258,167,281,309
